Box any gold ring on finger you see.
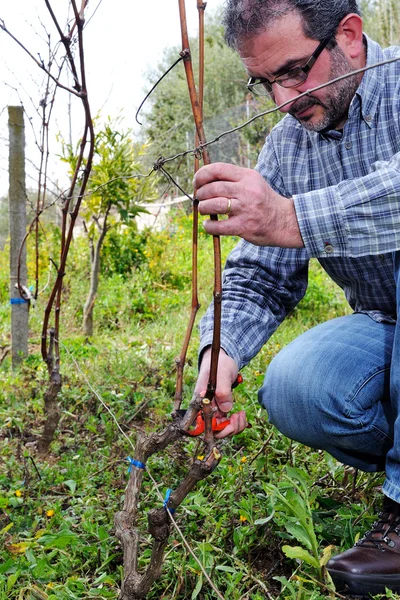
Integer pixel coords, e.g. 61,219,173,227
225,197,232,215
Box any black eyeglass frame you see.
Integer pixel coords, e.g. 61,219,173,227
246,35,332,96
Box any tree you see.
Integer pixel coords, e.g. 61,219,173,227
62,118,158,337
361,0,400,45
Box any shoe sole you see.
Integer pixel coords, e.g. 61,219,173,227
329,569,400,597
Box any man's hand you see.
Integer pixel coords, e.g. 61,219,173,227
196,347,248,438
194,162,304,248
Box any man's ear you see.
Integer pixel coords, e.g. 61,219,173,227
336,13,364,60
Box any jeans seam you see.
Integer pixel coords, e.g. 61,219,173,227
345,366,391,418
345,365,392,442
371,424,394,443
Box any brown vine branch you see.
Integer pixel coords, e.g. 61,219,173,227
174,0,223,412
24,0,95,453
115,392,223,600
44,0,82,92
115,2,227,598
173,0,206,413
41,3,95,365
0,19,81,97
173,193,200,412
33,53,65,299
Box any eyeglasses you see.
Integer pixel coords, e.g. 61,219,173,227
247,36,331,97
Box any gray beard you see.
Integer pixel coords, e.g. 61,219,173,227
290,45,361,132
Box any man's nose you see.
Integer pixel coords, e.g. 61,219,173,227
273,85,301,113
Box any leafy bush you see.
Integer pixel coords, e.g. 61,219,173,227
100,227,150,278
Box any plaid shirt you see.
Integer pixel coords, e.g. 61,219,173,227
200,36,400,370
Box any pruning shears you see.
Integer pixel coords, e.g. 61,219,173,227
180,374,244,437
231,373,244,389
187,412,230,436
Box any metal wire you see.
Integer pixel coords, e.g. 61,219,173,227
135,54,185,126
159,55,400,167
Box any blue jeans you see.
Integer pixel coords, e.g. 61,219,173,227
258,255,400,503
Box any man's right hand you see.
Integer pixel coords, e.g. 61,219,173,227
195,347,248,438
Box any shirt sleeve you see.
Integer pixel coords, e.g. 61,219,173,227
199,138,310,369
294,85,400,258
199,243,309,369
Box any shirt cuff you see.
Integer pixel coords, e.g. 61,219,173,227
293,186,349,258
199,329,243,370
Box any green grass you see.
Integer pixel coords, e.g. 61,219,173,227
0,211,394,600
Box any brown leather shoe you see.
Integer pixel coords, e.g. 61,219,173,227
327,498,400,597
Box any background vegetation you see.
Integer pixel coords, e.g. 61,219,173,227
1,1,400,599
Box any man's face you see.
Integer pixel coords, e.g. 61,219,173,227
239,12,360,131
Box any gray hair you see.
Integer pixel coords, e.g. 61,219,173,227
223,0,361,50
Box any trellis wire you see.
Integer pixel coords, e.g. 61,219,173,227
158,55,400,167
55,53,400,206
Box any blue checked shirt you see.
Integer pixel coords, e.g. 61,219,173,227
200,36,400,370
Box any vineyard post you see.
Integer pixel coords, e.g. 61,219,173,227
8,105,29,368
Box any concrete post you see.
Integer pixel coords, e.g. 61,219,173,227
8,106,29,368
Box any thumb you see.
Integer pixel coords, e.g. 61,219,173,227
214,382,234,414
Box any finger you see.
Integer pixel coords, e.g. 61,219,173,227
197,387,233,413
203,217,242,237
194,368,209,393
196,181,236,202
195,347,238,412
214,411,247,439
194,163,247,188
214,376,235,413
198,197,234,217
214,395,233,414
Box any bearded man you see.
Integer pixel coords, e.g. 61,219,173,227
193,0,400,596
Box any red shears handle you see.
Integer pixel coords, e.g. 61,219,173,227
231,374,243,389
187,413,230,437
187,373,243,436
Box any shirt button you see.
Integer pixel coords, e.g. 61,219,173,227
324,244,334,254
345,141,352,149
365,114,372,122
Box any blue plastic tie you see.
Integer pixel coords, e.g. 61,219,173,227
127,457,146,473
163,488,175,514
10,298,28,305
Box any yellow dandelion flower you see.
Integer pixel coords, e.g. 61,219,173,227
46,509,55,517
197,455,204,461
239,515,247,523
15,490,22,497
241,456,247,463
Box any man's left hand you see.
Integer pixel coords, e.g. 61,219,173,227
194,162,304,247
